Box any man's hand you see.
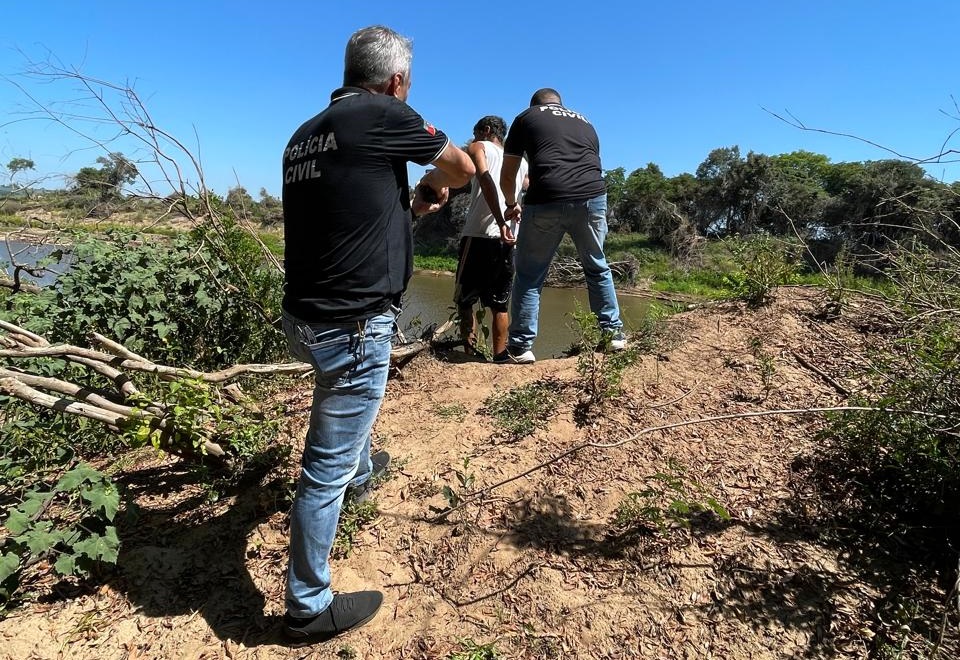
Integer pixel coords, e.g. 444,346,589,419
412,182,449,217
499,222,517,245
504,203,521,222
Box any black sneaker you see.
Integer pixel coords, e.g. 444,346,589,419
283,590,383,645
492,347,536,364
345,450,390,504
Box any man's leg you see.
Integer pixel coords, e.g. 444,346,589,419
454,236,480,354
458,304,477,354
565,194,623,333
282,311,395,619
487,240,514,356
508,203,566,352
490,310,509,355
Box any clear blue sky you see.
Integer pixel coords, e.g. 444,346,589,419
2,1,959,197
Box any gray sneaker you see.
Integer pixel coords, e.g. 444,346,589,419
492,347,536,364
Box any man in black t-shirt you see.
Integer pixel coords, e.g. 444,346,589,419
280,25,474,645
496,88,626,363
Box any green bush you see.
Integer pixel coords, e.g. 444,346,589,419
825,241,960,524
5,223,284,370
725,234,801,305
0,219,288,613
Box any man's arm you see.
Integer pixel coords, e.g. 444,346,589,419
467,142,516,244
413,142,475,216
499,154,522,222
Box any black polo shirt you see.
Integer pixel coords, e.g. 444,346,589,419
503,103,606,205
282,87,449,323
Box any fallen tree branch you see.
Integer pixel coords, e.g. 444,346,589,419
0,343,313,381
791,351,851,397
0,376,226,459
0,320,310,465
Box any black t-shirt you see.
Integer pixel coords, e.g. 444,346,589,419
282,87,449,323
503,103,606,205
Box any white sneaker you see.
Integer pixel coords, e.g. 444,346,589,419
608,331,627,351
493,347,536,364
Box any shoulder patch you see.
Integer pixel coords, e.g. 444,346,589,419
423,121,436,136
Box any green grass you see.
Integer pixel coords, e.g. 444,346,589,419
258,231,283,257
414,253,458,272
435,402,468,421
450,639,500,660
649,269,735,298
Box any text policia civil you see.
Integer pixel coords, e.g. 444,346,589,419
283,132,338,184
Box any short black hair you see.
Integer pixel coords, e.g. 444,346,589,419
530,88,562,106
473,115,507,142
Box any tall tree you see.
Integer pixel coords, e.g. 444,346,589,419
72,152,138,201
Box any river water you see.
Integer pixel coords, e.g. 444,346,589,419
402,271,651,359
2,240,650,360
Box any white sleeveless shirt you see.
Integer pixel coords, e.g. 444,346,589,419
460,141,528,239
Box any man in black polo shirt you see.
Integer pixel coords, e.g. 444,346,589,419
496,88,626,363
280,25,474,644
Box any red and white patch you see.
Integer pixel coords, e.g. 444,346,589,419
423,121,436,136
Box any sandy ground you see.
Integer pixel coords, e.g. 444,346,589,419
0,288,952,659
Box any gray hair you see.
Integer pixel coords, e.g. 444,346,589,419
344,25,413,88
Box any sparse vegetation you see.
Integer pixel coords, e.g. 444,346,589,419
332,499,380,559
482,379,563,441
568,304,641,413
450,638,500,660
613,458,730,535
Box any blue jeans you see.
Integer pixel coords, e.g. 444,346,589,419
282,308,396,617
509,194,622,351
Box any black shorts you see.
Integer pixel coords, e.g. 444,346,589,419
453,236,514,312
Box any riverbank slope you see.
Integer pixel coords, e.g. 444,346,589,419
1,286,953,658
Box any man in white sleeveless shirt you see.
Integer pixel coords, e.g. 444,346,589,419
454,116,528,356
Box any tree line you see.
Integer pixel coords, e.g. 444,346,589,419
603,146,960,260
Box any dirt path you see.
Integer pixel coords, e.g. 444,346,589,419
0,288,941,658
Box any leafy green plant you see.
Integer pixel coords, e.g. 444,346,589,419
614,459,729,534
124,377,277,465
4,226,284,371
1,462,120,609
725,234,800,305
441,457,476,509
482,379,562,441
332,499,379,559
569,304,640,411
748,336,777,398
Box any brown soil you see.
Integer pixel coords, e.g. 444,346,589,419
0,288,951,659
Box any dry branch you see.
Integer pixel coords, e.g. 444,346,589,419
0,321,313,464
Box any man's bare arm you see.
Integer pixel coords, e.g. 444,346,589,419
424,141,475,190
413,141,475,216
499,154,523,222
499,154,522,205
468,141,516,244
